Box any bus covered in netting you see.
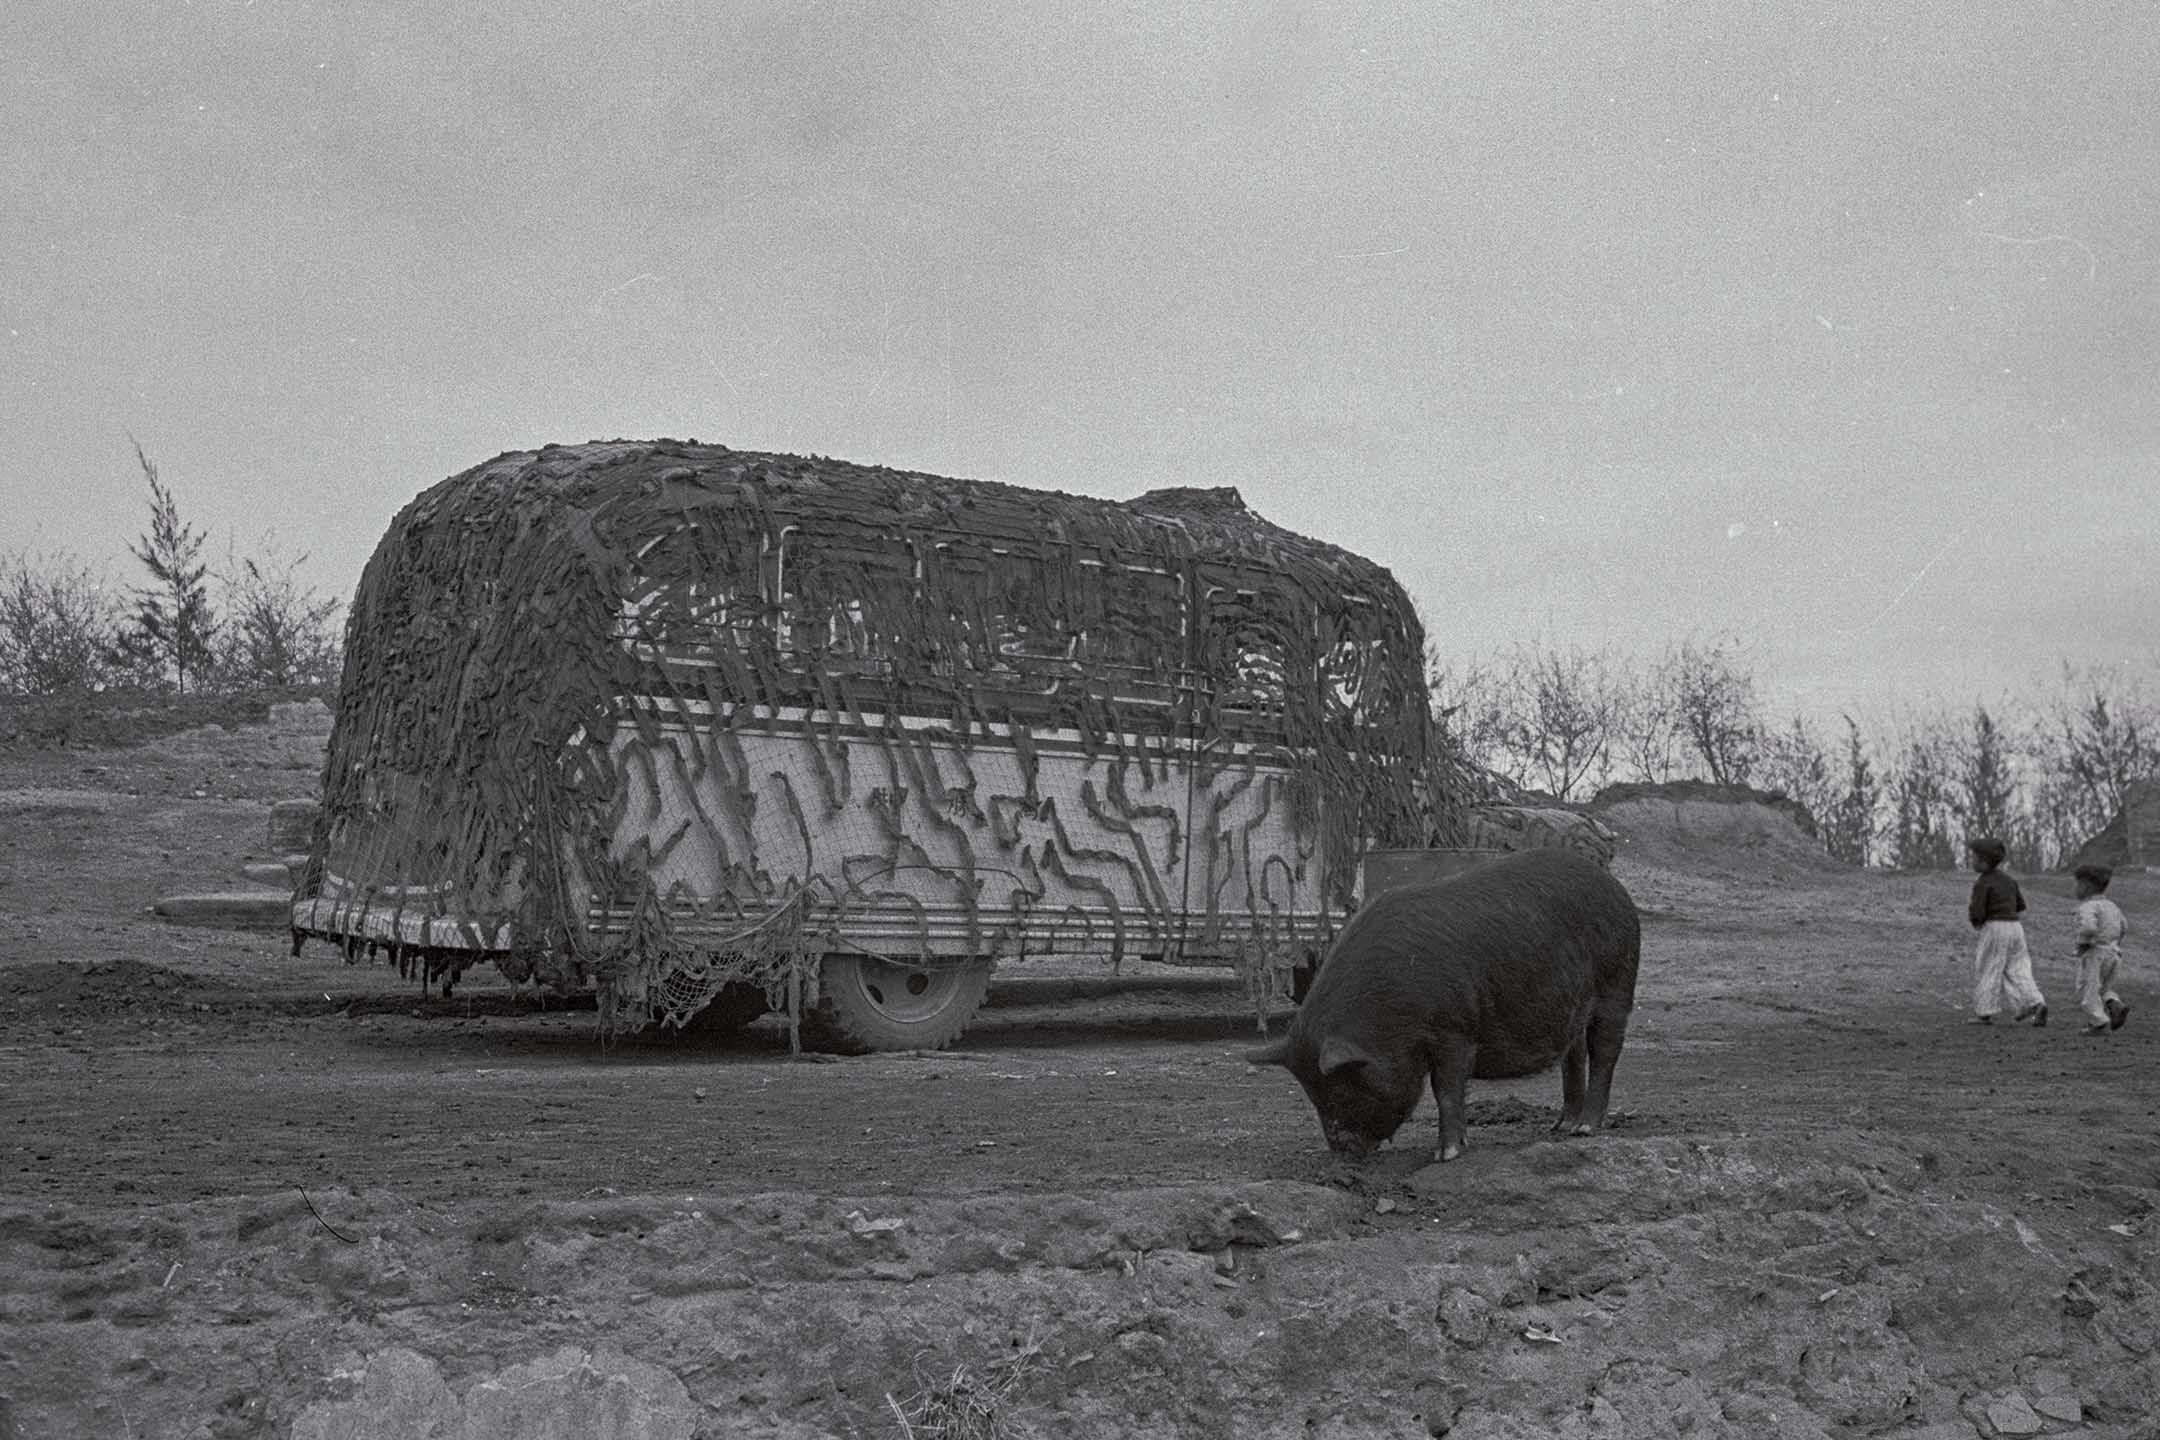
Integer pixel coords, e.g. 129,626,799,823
292,440,1438,1051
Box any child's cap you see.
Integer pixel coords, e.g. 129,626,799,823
1967,836,2007,865
2074,863,2114,890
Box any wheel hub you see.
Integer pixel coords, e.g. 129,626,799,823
836,955,968,1024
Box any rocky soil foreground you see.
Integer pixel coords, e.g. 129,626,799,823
7,1125,2157,1439
1,705,2156,1437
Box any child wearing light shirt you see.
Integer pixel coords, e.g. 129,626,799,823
2072,864,2130,1036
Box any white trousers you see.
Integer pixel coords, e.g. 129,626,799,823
2078,944,2124,1029
1973,920,2044,1018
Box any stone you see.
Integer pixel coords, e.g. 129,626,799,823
1984,1392,2042,1436
462,1347,698,1440
1435,1287,1494,1348
2031,1395,2081,1424
268,798,323,851
289,1349,458,1440
153,891,290,931
2029,1369,2073,1397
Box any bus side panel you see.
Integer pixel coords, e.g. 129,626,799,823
607,716,1198,959
1184,753,1327,958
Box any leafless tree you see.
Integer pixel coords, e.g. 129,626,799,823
1665,635,1763,786
1425,649,1515,783
1953,704,2019,847
2033,663,2160,864
1500,642,1619,801
1884,717,1960,870
1609,664,1688,783
1824,714,1880,866
1757,712,1838,837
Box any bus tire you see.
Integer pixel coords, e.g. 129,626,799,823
804,953,992,1054
676,982,770,1037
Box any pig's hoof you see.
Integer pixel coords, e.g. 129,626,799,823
1569,1122,1596,1137
1437,1143,1463,1162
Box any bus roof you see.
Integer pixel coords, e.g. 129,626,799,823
415,438,1416,608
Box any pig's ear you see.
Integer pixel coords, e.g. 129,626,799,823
1243,1037,1293,1068
1317,1035,1379,1077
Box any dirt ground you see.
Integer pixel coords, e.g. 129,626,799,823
2,710,2157,1439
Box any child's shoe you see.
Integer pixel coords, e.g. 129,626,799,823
2108,998,2129,1030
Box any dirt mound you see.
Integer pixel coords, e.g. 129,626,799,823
1588,780,1845,880
0,684,334,751
2070,780,2160,872
0,959,222,1016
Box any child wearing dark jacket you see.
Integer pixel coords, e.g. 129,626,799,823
1968,836,2045,1026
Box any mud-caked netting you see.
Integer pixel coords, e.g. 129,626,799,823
297,441,1455,1036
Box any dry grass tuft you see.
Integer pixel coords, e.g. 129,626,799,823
884,1334,1042,1440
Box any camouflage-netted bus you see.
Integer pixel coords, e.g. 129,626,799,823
293,441,1434,1051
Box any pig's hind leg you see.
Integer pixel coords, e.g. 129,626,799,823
1553,1031,1590,1135
1574,999,1631,1134
1428,1036,1476,1162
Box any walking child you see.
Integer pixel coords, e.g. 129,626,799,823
2072,863,2131,1036
1968,836,2045,1025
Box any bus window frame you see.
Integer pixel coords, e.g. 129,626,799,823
1194,577,1305,743
1073,554,1184,711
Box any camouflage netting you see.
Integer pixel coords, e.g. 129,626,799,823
297,441,1441,1033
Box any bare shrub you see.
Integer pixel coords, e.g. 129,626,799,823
0,552,123,695
212,541,344,689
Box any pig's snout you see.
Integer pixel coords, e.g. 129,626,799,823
1322,1122,1377,1158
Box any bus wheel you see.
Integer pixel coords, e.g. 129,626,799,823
805,954,991,1054
676,982,770,1037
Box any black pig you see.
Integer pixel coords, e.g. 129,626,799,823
1248,847,1640,1161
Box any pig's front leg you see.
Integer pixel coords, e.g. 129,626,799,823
1428,1036,1475,1162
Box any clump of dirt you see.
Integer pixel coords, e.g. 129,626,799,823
0,959,224,1017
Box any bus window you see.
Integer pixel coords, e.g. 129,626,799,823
1317,595,1396,724
614,525,762,668
1198,584,1300,734
774,527,911,673
930,543,1077,693
1075,558,1181,704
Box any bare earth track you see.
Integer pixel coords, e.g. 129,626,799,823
1,707,2156,1437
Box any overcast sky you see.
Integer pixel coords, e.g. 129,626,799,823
3,1,2154,722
